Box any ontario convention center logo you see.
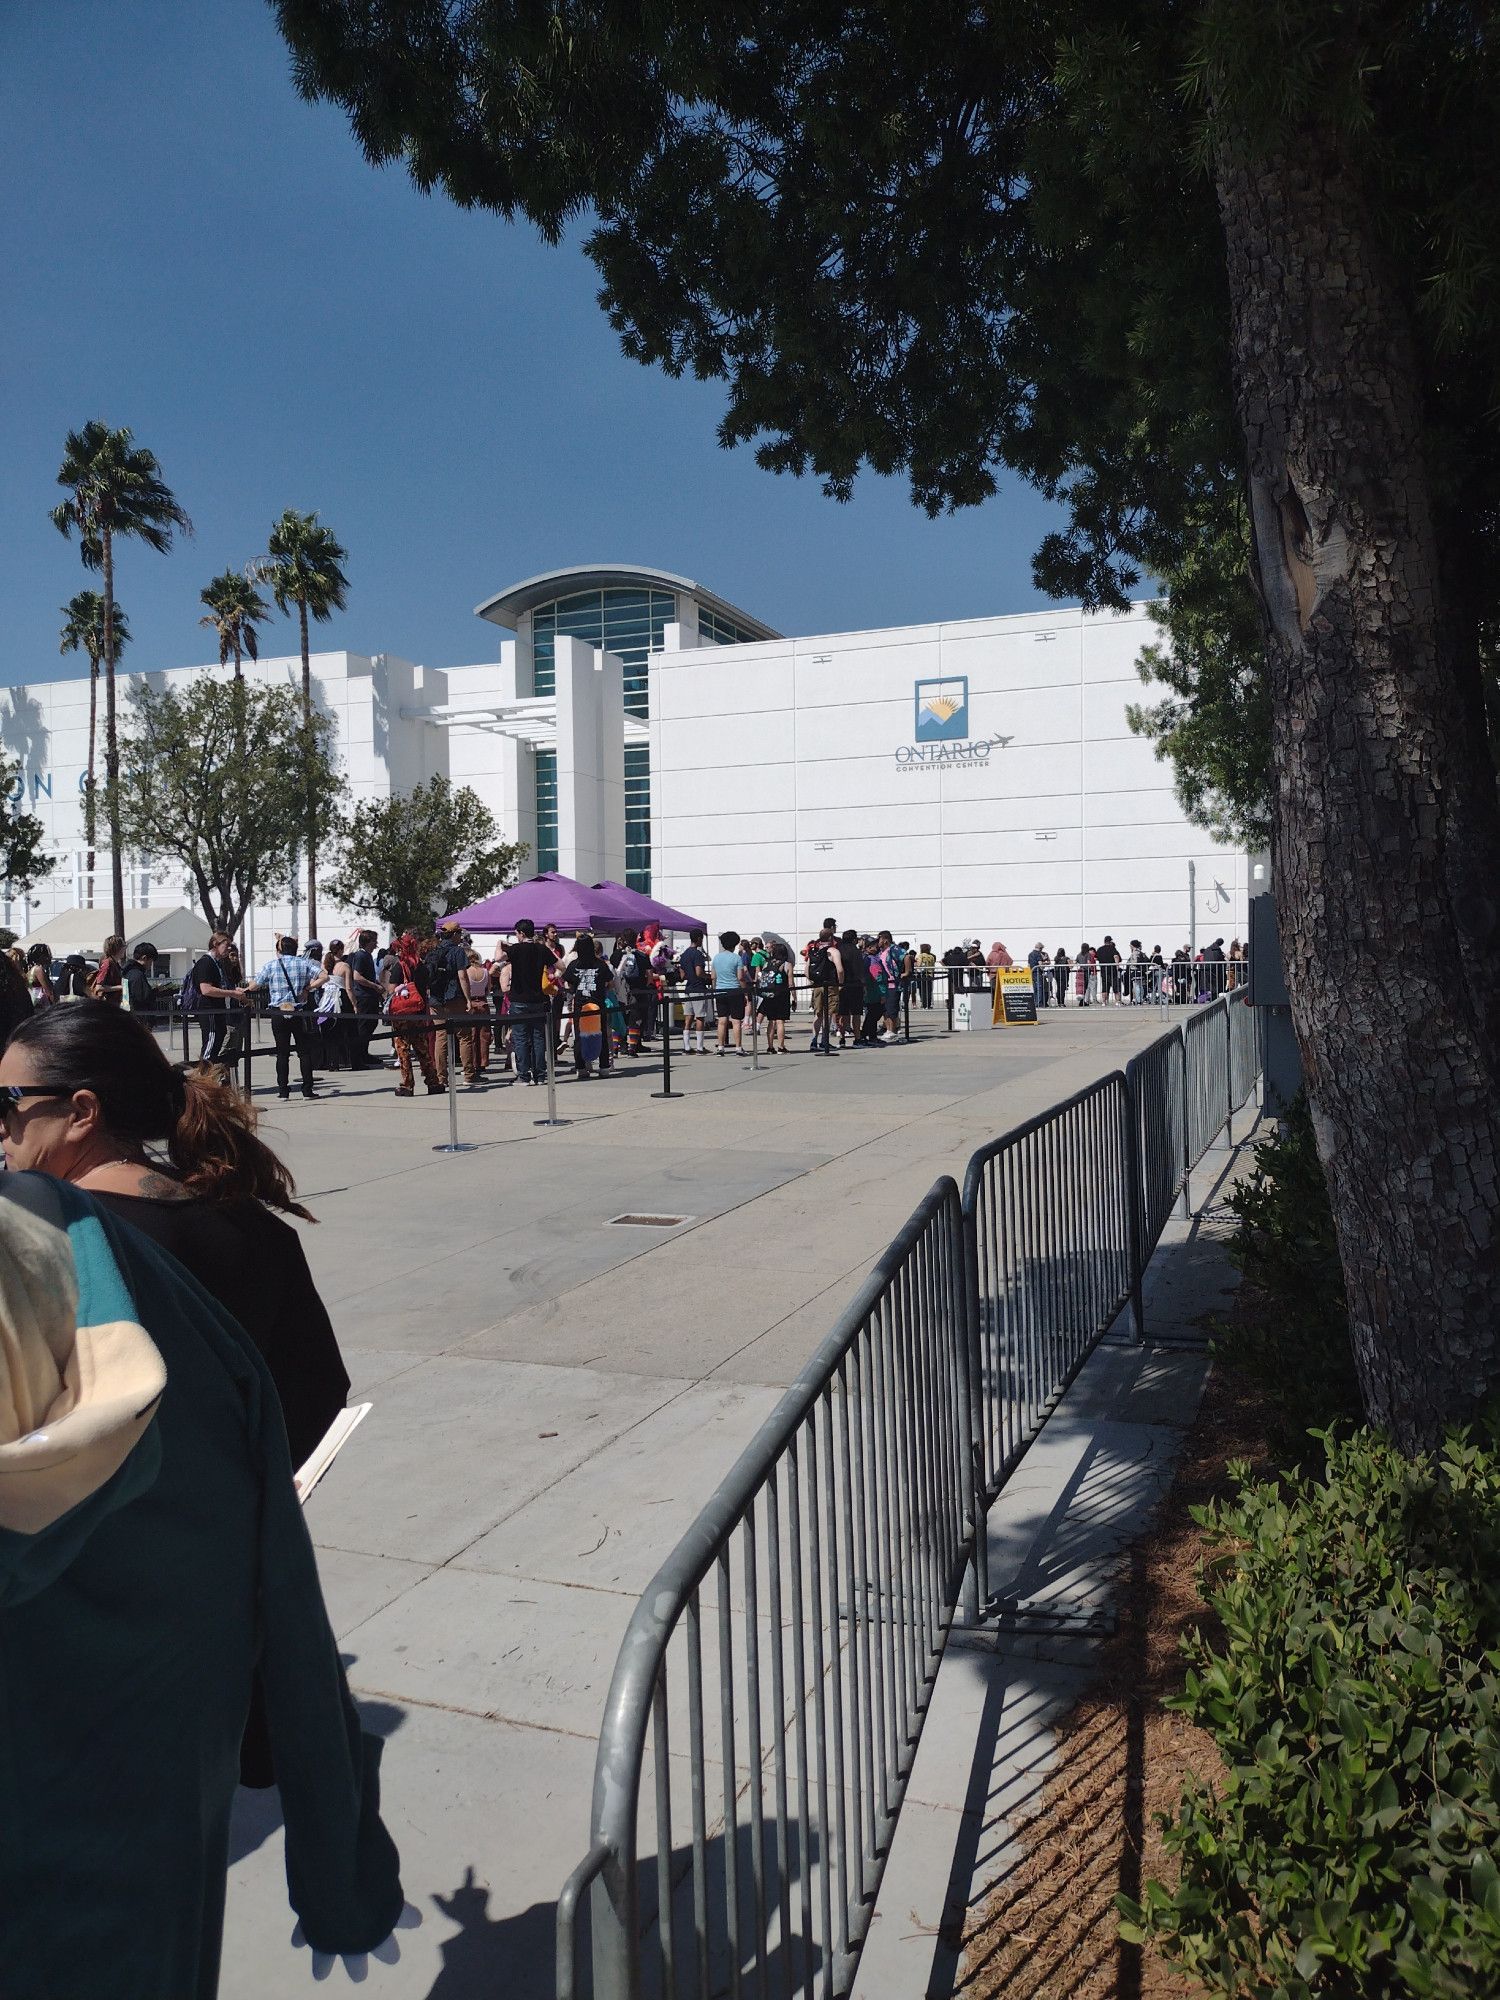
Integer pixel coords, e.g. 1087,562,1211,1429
898,676,1011,771
914,676,970,742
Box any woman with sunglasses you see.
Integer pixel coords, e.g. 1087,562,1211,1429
0,1004,349,1472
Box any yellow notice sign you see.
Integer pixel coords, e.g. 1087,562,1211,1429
992,967,1040,1027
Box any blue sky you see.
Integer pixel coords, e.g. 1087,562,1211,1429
1,0,1070,689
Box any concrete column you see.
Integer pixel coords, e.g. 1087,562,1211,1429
554,635,625,883
597,648,626,884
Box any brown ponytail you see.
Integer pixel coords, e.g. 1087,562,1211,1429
171,1067,313,1220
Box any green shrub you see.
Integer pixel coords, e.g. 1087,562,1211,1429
1218,1096,1361,1448
1120,1427,1500,1996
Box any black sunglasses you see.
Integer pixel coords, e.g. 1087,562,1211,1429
0,1086,71,1115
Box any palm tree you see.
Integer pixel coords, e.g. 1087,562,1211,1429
51,423,191,936
198,569,269,679
59,592,129,907
255,509,348,936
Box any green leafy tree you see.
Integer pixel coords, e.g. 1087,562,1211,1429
252,509,350,938
59,591,130,900
277,0,1500,1449
326,775,527,933
0,751,54,907
116,676,342,936
51,421,191,936
199,569,269,681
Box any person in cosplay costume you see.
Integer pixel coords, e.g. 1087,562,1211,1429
0,1173,406,1996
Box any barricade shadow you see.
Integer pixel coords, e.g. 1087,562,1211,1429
564,1814,828,2000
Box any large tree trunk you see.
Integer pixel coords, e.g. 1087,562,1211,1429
301,598,318,939
1214,120,1500,1451
102,533,126,938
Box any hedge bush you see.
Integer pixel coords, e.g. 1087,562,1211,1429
1219,1096,1362,1451
1120,1427,1500,1996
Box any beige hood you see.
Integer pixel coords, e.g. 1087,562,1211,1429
0,1178,166,1533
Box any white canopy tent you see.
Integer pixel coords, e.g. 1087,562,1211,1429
18,906,212,973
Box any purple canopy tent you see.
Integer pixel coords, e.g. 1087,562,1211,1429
446,872,637,935
588,880,706,933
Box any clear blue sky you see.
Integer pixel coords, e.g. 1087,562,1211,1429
1,0,1070,689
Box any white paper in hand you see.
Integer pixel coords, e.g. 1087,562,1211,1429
294,1403,372,1504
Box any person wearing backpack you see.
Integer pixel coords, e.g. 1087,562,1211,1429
613,931,654,1056
384,934,441,1095
804,924,843,1055
424,920,471,1086
254,935,321,1100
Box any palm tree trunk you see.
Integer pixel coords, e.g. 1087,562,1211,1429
301,597,317,938
102,531,125,938
85,656,98,907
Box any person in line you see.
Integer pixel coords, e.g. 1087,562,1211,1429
613,931,654,1056
564,933,610,1078
1126,940,1147,1005
383,934,442,1096
458,950,490,1083
255,933,320,1100
917,943,936,1008
986,940,1013,976
26,941,57,1008
314,943,357,1071
1027,942,1046,1009
712,929,750,1056
122,942,161,1016
0,1164,403,1997
345,929,385,1070
839,928,868,1042
500,918,551,1087
1203,936,1227,997
189,932,251,1065
1149,944,1167,1000
1228,937,1247,988
1171,943,1192,1003
1096,934,1122,1004
0,949,32,1048
89,933,126,1006
677,927,711,1054
1051,944,1071,1007
853,936,889,1046
757,942,792,1052
964,940,988,990
425,920,472,1087
876,931,904,1041
804,923,843,1055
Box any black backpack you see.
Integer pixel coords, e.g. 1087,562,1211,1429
807,942,838,988
425,942,464,1003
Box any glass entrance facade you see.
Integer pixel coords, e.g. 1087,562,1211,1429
529,585,745,890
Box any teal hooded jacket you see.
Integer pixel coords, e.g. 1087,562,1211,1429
0,1173,403,1998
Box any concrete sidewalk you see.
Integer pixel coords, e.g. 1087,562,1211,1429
218,1007,1177,1999
849,1136,1261,2000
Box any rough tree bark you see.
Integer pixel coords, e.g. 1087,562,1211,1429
1214,120,1500,1450
102,531,126,940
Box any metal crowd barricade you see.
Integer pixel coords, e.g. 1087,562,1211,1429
556,992,1266,1998
960,1074,1139,1615
558,1180,974,2000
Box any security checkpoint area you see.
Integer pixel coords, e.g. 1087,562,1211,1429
216,984,1261,1998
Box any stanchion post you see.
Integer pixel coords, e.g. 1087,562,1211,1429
535,994,572,1127
945,969,954,1033
749,987,761,1070
241,1008,253,1099
652,993,680,1099
904,978,911,1044
433,1015,478,1153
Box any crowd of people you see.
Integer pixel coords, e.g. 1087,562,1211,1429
0,916,1251,1103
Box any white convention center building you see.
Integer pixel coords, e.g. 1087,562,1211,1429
1,563,1247,958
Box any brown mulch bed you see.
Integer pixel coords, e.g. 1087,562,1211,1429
959,1356,1275,2000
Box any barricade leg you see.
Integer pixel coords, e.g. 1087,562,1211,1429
433,1022,478,1153
535,1000,571,1128
652,1000,680,1100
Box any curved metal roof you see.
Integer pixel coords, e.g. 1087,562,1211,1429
473,564,781,640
